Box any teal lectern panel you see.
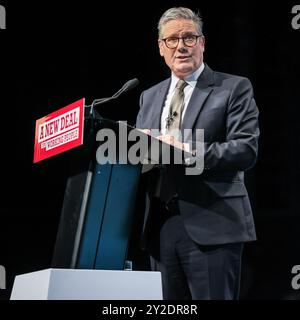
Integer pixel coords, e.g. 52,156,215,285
76,161,141,270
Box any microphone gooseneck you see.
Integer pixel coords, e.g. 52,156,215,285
89,78,140,112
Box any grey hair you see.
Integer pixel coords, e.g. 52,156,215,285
158,7,203,38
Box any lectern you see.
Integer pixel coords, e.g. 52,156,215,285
11,92,169,299
51,110,146,270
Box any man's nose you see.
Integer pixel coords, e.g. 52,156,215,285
177,38,186,48
177,38,188,53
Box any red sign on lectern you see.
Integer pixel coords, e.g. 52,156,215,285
33,98,85,163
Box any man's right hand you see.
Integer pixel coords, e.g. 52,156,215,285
139,129,151,135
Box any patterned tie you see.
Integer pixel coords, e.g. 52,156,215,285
166,79,188,138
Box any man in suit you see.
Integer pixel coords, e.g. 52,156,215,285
135,7,259,300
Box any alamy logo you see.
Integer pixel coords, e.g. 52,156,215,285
291,265,300,290
95,123,205,176
291,5,300,30
0,265,5,289
0,5,6,29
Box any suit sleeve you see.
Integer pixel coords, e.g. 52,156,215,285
204,78,259,171
135,92,144,129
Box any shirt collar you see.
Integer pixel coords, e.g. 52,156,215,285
170,62,205,92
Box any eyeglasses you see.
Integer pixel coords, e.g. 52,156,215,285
161,35,202,49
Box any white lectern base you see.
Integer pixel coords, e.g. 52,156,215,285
10,268,162,300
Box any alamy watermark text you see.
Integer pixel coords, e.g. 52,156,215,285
0,265,5,289
0,5,6,29
291,5,300,30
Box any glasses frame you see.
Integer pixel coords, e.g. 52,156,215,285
161,35,202,49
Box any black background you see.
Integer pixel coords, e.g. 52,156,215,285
0,0,300,300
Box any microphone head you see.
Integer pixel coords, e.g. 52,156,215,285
122,78,139,92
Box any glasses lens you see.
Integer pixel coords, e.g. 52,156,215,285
184,35,197,46
166,37,178,48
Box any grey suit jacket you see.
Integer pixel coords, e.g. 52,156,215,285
136,65,259,246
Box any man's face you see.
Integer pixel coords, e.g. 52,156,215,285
158,19,205,78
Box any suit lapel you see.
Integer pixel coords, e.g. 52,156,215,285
181,65,214,131
149,79,171,130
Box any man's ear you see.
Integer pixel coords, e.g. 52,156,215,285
158,40,164,57
201,36,205,52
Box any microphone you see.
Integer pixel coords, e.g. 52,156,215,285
88,78,139,111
